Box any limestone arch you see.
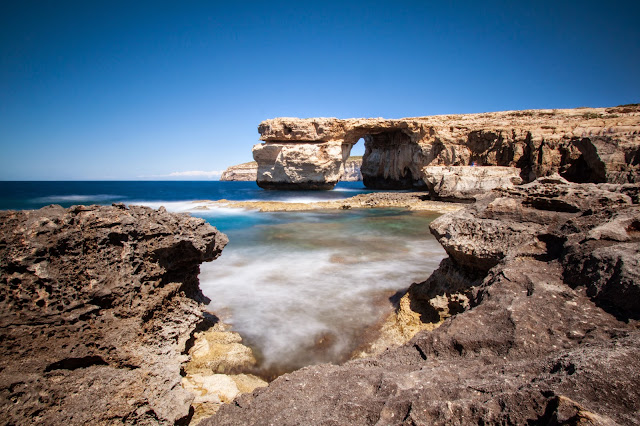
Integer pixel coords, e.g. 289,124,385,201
341,128,426,189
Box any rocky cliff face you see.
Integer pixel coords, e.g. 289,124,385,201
253,105,640,190
203,178,640,425
0,204,227,425
220,162,258,181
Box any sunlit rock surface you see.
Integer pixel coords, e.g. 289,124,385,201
423,165,523,201
0,204,227,425
253,105,640,190
220,161,258,181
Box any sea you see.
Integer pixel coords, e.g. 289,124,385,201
0,181,446,375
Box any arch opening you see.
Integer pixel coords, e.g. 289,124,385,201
358,130,425,189
339,138,364,182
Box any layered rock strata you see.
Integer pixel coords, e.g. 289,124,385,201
0,204,227,425
203,178,640,425
253,105,640,190
220,161,258,181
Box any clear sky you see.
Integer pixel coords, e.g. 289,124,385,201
1,1,639,180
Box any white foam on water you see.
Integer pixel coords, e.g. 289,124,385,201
198,212,446,374
129,200,252,216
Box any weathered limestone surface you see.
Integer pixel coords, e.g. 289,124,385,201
253,105,640,190
203,179,640,425
0,204,227,425
220,161,257,181
423,165,523,201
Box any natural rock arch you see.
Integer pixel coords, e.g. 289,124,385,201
252,107,640,190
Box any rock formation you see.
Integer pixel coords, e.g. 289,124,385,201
423,165,523,201
203,178,640,425
220,162,258,181
220,157,362,182
0,204,227,425
253,105,640,190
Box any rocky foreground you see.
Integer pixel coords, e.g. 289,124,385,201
203,176,640,425
0,204,227,424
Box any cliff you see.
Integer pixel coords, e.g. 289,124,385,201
252,105,640,190
220,161,258,181
204,177,640,425
0,204,227,425
221,158,363,182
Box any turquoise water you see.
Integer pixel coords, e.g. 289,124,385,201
0,181,445,375
198,208,444,376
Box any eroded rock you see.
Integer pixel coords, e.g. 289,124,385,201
254,106,640,190
423,165,523,201
0,204,227,425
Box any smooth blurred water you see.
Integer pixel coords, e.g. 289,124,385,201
0,181,445,376
197,208,445,376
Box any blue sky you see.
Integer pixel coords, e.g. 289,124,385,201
1,1,639,180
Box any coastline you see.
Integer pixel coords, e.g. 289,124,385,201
197,191,466,213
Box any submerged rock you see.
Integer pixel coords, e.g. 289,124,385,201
202,180,640,425
0,204,227,425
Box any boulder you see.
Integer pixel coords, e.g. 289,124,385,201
0,204,227,425
422,165,522,201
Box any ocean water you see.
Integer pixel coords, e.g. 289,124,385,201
0,181,445,375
